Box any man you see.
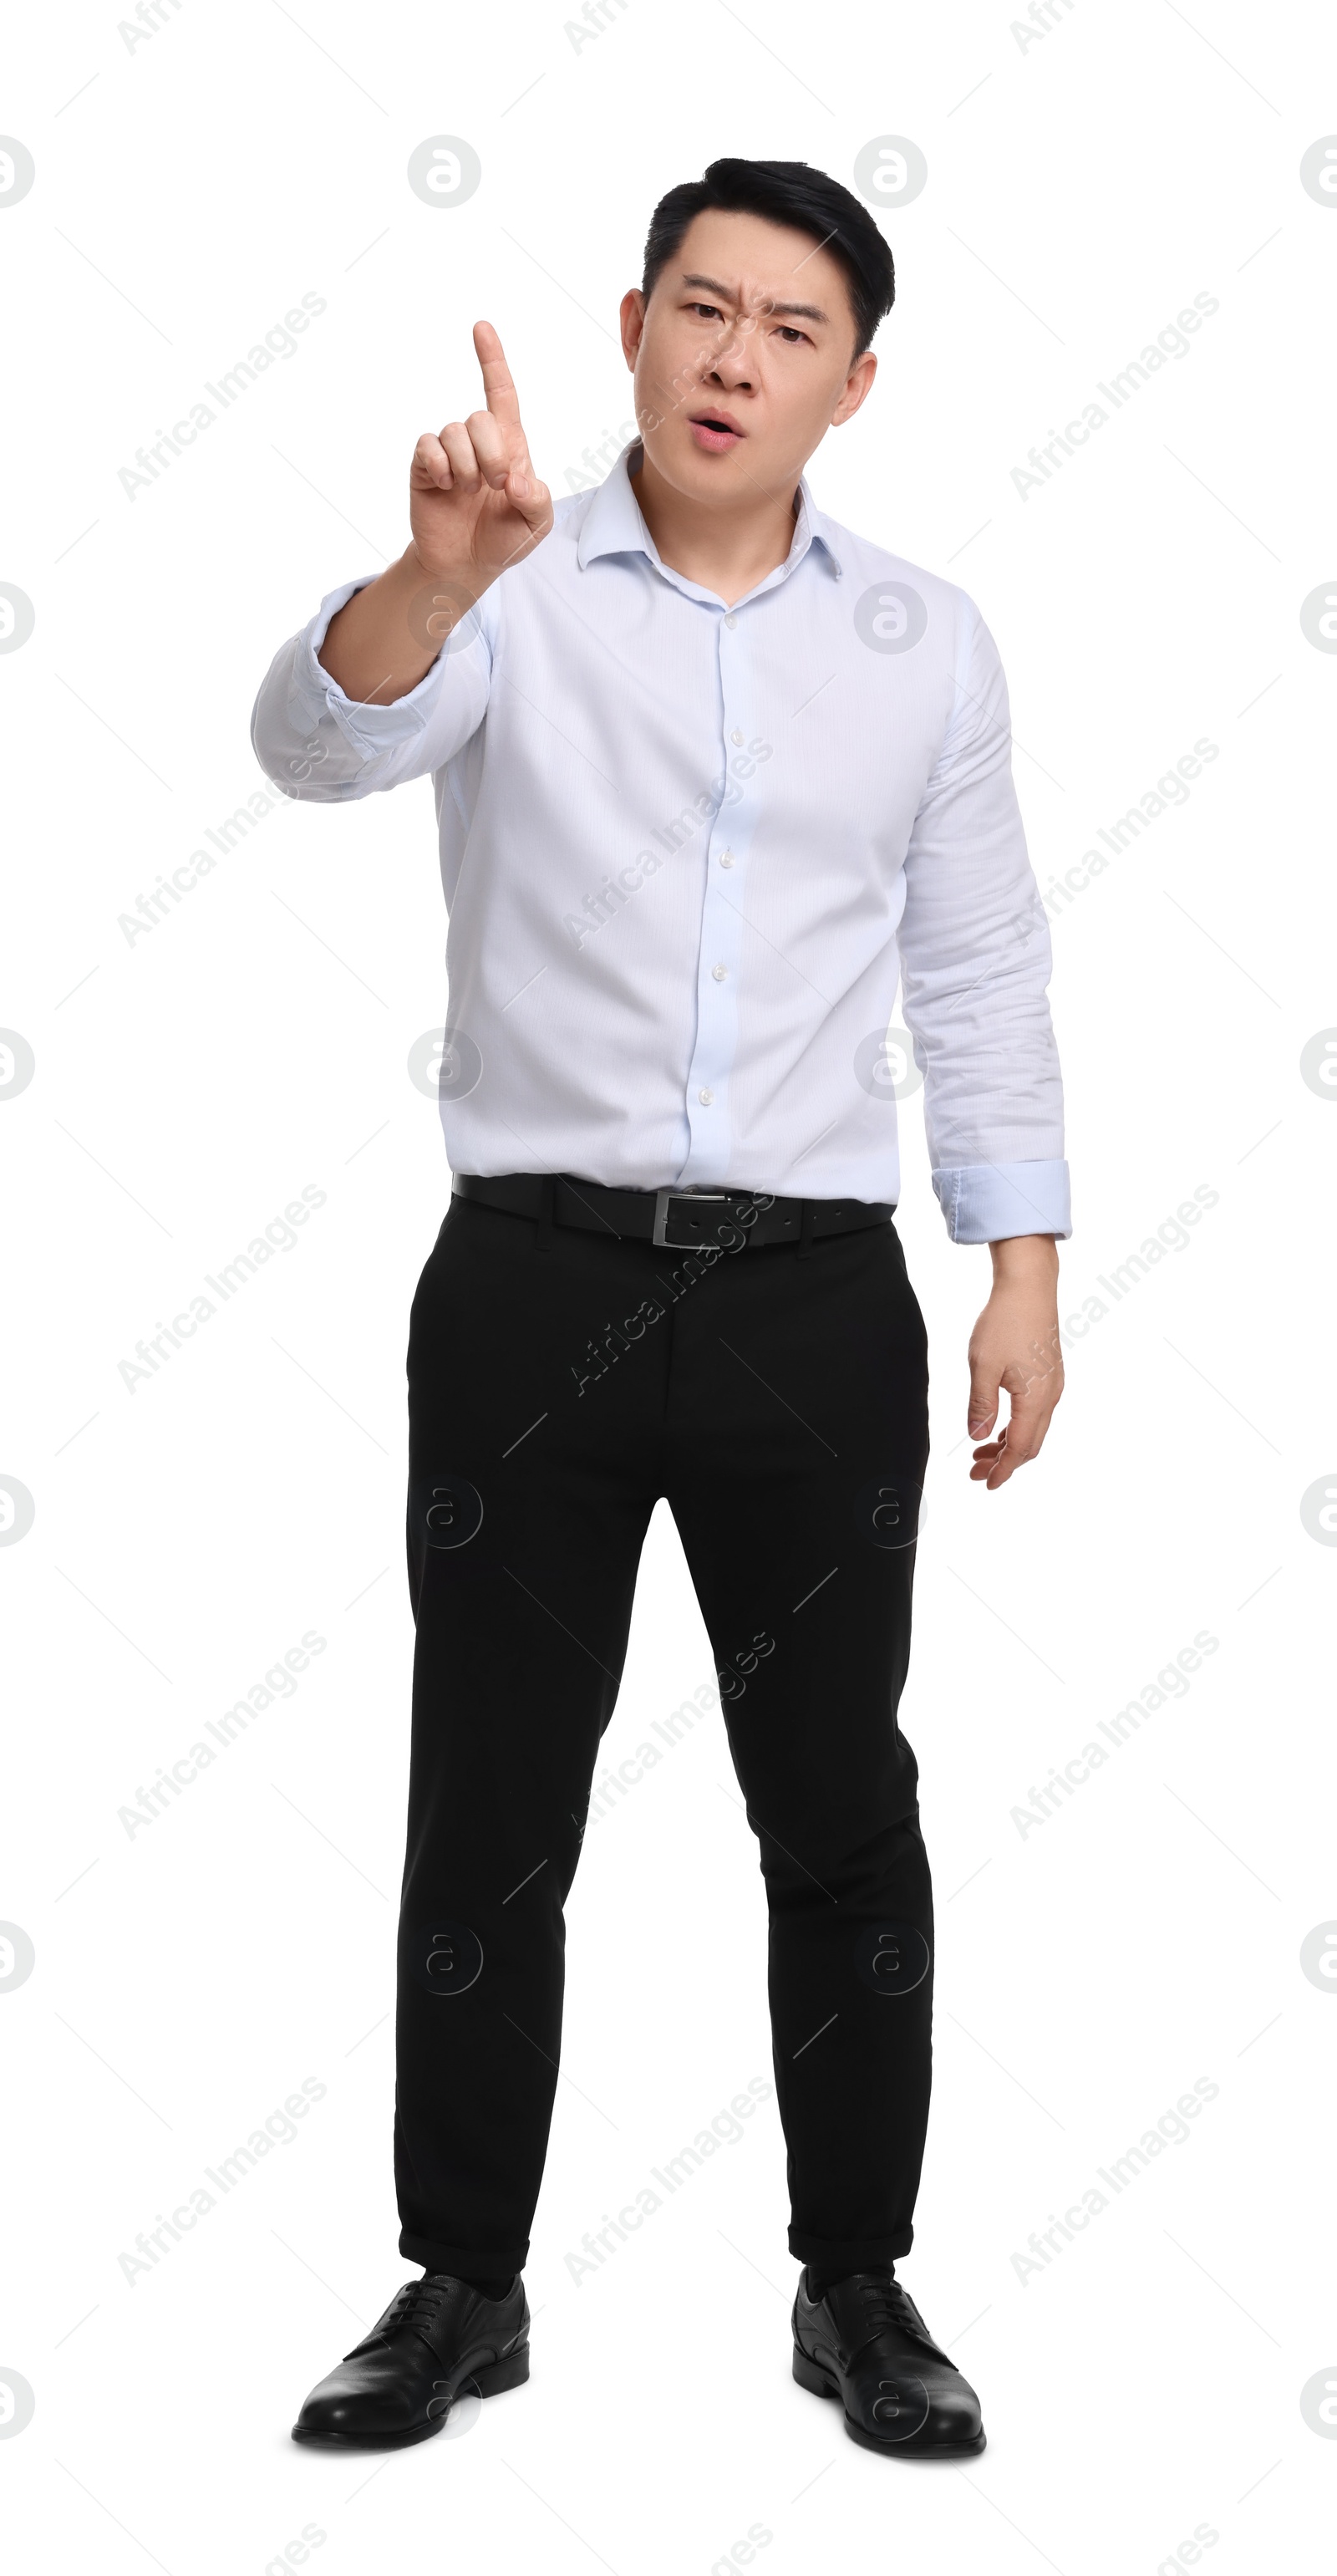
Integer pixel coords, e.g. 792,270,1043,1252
252,155,1069,2462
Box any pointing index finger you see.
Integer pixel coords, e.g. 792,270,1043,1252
473,319,522,428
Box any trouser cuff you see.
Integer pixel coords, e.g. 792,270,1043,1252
399,2227,530,2278
788,2222,914,2269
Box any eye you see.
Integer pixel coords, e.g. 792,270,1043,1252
688,302,724,321
775,325,809,345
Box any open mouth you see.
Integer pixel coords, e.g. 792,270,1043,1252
689,413,744,451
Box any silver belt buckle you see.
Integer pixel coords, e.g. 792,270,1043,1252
652,1187,727,1249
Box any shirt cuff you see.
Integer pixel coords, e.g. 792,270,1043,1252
932,1160,1072,1244
292,576,440,757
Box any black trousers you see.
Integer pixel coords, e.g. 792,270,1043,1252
394,1189,933,2279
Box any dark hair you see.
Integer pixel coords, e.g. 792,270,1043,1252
642,157,894,361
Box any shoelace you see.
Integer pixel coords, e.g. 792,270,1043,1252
372,2278,452,2345
853,2277,936,2353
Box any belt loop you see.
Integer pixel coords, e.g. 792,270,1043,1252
798,1196,816,1260
536,1173,557,1254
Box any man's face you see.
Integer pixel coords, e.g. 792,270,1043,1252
621,208,876,505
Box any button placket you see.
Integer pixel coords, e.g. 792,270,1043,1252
677,604,756,1186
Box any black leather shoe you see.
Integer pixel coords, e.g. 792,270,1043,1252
292,2272,530,2449
792,2266,985,2457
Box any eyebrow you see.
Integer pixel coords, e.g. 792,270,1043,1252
679,272,829,326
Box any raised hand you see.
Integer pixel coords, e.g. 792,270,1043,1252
409,320,553,584
318,321,553,705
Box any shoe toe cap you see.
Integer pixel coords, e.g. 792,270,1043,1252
858,2365,984,2450
923,2379,984,2445
294,2363,421,2439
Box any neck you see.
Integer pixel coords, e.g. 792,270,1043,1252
628,443,803,608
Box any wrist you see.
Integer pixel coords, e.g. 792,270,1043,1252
988,1232,1059,1288
404,539,491,606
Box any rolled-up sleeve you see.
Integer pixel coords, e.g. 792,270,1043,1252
897,597,1071,1244
250,574,494,803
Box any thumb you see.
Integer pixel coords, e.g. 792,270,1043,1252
968,1357,1000,1438
505,459,552,537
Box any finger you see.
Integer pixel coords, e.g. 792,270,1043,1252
1005,1372,1062,1459
412,430,455,491
990,1401,1043,1473
439,420,484,491
1020,1403,1055,1459
463,409,516,489
502,461,553,537
972,1394,1050,1486
474,319,523,428
971,1431,1021,1489
967,1356,1000,1438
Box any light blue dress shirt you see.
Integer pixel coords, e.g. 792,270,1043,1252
251,440,1070,1241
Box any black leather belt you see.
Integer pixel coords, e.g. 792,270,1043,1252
451,1171,895,1251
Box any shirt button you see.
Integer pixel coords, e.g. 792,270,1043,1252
730,728,745,746
724,613,737,629
698,1087,714,1106
718,848,734,867
711,964,727,980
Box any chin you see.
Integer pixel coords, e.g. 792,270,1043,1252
674,433,749,484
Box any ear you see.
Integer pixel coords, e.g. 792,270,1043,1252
831,348,877,429
620,287,647,371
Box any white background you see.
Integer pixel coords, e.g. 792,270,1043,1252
2,3,1334,2570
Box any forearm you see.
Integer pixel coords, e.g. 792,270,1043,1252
250,568,494,803
318,542,493,705
980,1234,1061,1395
966,1232,1064,1485
988,1232,1059,1291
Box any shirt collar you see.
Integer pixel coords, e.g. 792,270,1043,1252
576,438,844,588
